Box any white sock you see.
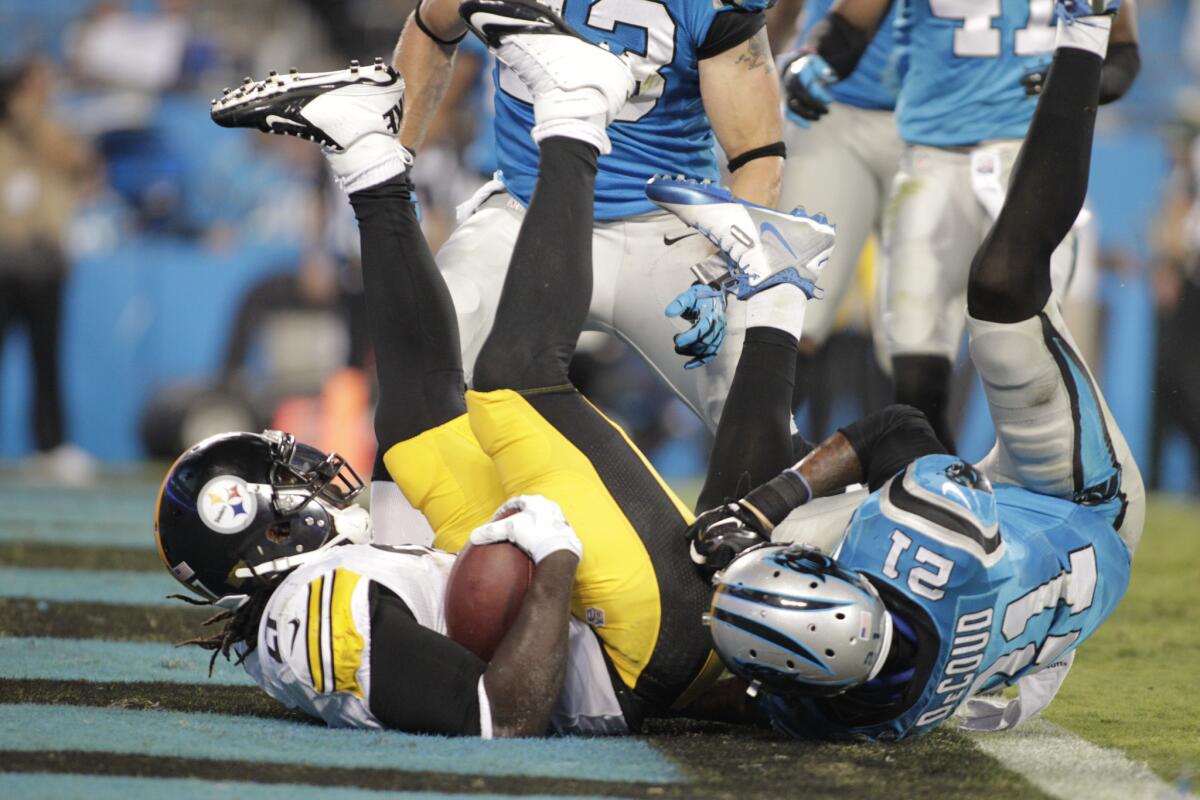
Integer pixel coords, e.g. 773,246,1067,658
1056,13,1112,59
746,283,808,342
326,135,413,195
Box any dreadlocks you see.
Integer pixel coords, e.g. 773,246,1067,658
172,585,276,676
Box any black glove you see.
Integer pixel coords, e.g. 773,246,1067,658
782,51,838,124
686,502,770,572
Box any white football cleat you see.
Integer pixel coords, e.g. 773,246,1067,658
645,176,837,300
211,59,411,193
460,0,634,154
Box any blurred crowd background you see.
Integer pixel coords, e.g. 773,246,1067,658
1,0,1199,497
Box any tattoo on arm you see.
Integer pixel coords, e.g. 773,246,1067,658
735,31,772,73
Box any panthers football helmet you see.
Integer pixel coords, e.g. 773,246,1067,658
707,544,894,697
154,430,369,608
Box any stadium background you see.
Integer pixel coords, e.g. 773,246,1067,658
2,0,1200,492
0,2,1198,799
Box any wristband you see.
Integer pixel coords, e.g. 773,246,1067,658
806,12,870,79
415,2,467,46
741,468,813,529
727,141,787,173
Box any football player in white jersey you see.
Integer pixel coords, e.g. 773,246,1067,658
158,0,830,737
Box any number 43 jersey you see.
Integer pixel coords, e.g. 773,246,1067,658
766,455,1131,742
492,0,763,220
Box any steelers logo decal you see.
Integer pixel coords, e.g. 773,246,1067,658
198,476,258,535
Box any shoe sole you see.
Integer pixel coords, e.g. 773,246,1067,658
211,60,400,149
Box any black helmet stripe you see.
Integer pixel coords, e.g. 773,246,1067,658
713,607,831,673
722,583,852,611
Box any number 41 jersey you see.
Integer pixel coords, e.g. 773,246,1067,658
492,0,763,220
766,455,1131,741
896,0,1056,147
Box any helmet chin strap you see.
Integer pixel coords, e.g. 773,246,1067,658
232,505,374,582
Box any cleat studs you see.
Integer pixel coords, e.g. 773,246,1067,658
243,76,252,84
349,59,360,74
222,87,231,95
268,69,277,77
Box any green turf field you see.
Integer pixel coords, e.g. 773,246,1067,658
0,478,1196,800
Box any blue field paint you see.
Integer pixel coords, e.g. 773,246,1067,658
0,485,155,549
0,705,683,784
0,774,626,800
0,566,180,605
0,638,254,686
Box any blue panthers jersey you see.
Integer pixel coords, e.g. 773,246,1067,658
796,0,899,111
766,455,1131,742
492,0,742,220
895,0,1056,146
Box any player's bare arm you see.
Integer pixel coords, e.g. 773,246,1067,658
701,29,785,208
394,0,468,151
483,549,578,736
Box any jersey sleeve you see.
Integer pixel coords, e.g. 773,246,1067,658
366,583,490,736
684,2,764,58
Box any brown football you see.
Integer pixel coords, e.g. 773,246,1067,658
444,541,534,661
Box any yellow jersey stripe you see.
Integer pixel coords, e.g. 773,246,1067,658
329,568,365,697
306,575,324,693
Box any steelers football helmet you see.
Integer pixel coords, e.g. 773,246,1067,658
154,430,369,608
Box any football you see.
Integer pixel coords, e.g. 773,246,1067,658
445,541,534,661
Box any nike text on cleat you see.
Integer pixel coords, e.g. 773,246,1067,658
211,60,411,194
645,175,836,301
460,0,634,154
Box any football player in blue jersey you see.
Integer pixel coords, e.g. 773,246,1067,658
773,0,903,417
367,0,803,532
782,0,1140,450
687,1,1146,740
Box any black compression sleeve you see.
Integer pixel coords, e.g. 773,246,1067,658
806,12,872,79
1099,42,1139,105
367,583,487,736
697,327,799,512
350,177,466,448
839,404,947,491
697,10,765,60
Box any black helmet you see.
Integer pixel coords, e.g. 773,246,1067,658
154,430,368,607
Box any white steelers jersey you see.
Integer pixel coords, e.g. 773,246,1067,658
239,543,456,730
238,543,629,736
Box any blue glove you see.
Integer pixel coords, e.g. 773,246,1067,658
666,284,727,370
782,51,838,125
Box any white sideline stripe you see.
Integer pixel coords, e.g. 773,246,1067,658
968,719,1192,800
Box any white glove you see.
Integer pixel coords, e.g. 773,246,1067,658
468,494,583,564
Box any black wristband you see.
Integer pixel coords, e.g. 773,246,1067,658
742,469,812,528
727,141,786,173
806,12,870,79
1099,42,1140,105
415,2,467,46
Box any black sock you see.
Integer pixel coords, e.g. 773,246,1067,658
697,327,799,512
350,176,466,447
968,47,1104,323
473,137,600,392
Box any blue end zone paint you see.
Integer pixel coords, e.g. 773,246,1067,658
0,774,624,800
0,485,155,549
0,705,683,784
0,638,254,686
0,567,180,605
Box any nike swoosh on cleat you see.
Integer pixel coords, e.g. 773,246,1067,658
663,232,700,246
759,222,798,259
265,114,304,129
